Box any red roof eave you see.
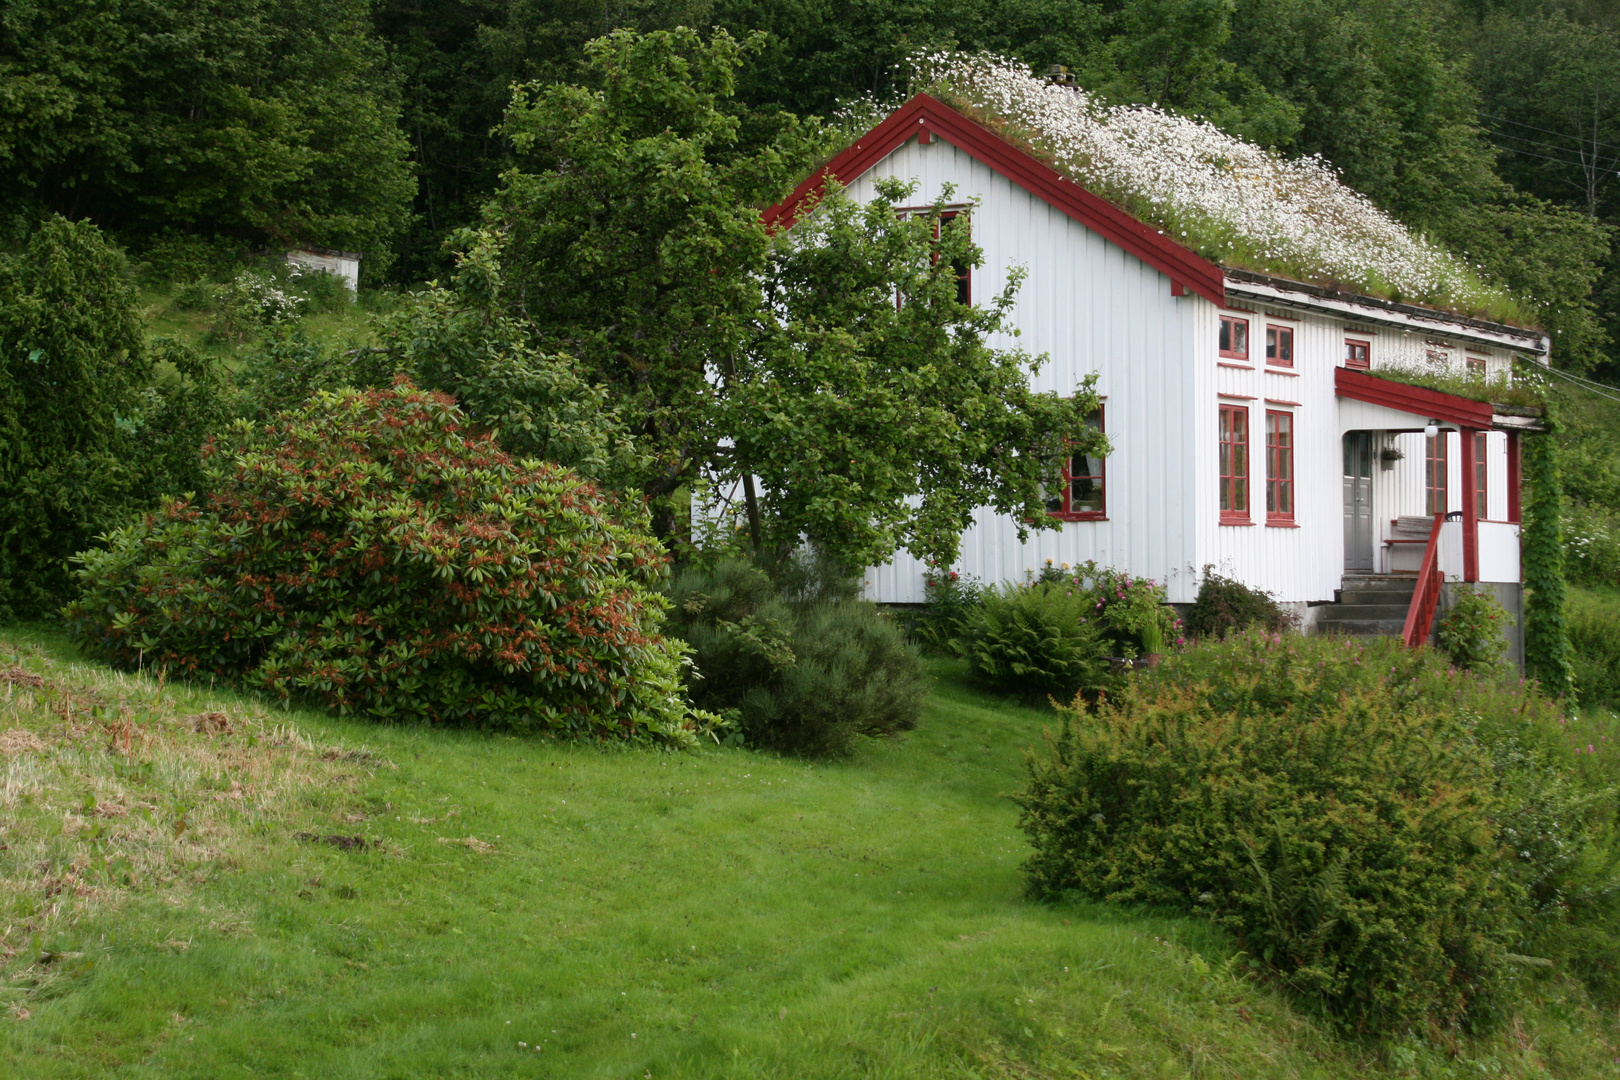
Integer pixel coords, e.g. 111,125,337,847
1335,367,1496,428
760,94,1226,307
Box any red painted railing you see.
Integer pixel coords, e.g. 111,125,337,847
1402,511,1446,648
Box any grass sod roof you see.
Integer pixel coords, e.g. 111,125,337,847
847,52,1530,328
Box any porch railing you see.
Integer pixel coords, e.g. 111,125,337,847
1401,511,1446,648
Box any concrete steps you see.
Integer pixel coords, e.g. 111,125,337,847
1313,575,1416,638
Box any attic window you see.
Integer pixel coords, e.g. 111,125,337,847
897,205,971,305
936,211,971,305
1467,355,1486,376
1266,325,1294,368
1219,316,1249,361
1344,338,1370,370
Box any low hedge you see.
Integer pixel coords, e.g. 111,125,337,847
666,553,923,756
1017,632,1615,1034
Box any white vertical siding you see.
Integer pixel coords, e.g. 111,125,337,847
842,133,1525,605
1198,306,1344,603
852,135,1201,603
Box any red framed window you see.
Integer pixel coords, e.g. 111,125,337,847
1265,410,1295,523
1045,408,1106,519
1266,325,1294,368
1219,316,1249,361
1474,432,1488,518
1219,404,1250,521
1344,338,1370,369
1426,432,1449,515
1467,355,1486,376
936,211,970,305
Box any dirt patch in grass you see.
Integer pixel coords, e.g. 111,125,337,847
0,639,385,976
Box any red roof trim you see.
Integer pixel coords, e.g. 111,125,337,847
761,94,1227,307
1334,368,1495,428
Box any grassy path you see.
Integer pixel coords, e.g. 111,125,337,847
0,632,1611,1078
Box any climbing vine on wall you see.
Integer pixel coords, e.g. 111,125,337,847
1522,405,1575,699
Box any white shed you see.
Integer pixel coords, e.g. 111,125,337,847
285,246,362,294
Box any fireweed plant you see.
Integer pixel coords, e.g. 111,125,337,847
838,52,1526,321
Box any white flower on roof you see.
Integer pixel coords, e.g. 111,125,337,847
855,51,1515,317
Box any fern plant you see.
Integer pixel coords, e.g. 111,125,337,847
957,582,1109,701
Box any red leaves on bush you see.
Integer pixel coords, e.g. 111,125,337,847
67,382,695,741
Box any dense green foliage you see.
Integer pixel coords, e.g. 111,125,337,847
1436,585,1514,674
0,0,414,274
1017,632,1620,1034
916,565,986,655
664,553,924,755
65,383,699,743
957,582,1111,702
1185,566,1297,640
0,218,223,619
1569,587,1620,712
353,1,1620,373
1524,409,1576,697
479,29,1098,562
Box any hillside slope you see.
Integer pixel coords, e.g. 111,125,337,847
0,628,1613,1078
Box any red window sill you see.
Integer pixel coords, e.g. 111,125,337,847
1266,366,1300,376
1220,514,1253,526
1219,351,1250,362
1048,512,1107,522
1343,362,1370,371
1217,360,1252,370
1266,518,1299,528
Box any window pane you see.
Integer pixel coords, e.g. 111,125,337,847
1233,321,1248,357
1220,319,1231,353
1071,471,1102,512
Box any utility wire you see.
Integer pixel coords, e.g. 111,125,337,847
1485,128,1611,167
1480,111,1620,154
1489,142,1620,173
1539,363,1620,405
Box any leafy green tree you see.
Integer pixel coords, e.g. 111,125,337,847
363,228,648,485
488,27,823,532
373,0,713,278
0,218,221,618
0,0,414,273
722,181,1102,568
486,28,1097,567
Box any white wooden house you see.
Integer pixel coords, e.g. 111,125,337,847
763,95,1547,648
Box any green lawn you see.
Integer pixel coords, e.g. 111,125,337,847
0,628,1614,1078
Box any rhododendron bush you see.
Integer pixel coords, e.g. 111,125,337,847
66,383,702,744
882,52,1521,320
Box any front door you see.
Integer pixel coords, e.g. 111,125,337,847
1343,432,1375,572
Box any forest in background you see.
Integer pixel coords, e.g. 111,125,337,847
3,0,1620,374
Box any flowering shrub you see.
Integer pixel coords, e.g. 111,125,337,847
212,269,305,341
1566,504,1620,589
1036,559,1181,656
917,562,986,655
66,382,702,744
877,52,1519,320
1436,585,1514,674
1185,566,1297,640
1018,633,1617,1032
